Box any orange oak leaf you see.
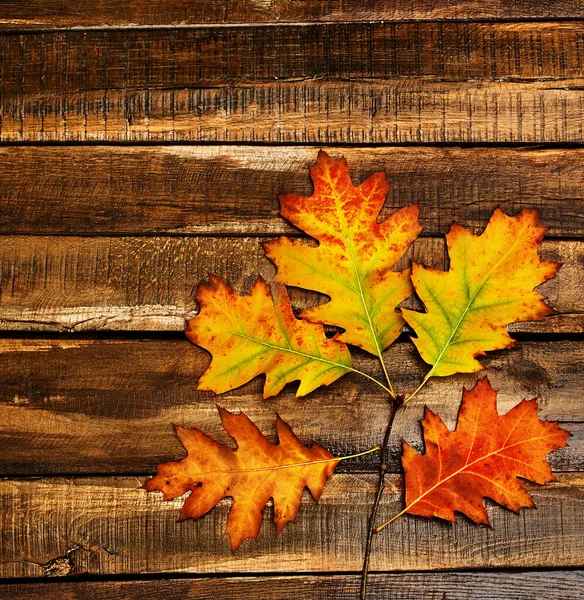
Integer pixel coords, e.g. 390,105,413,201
400,377,570,525
186,275,352,399
403,208,560,382
263,150,422,359
144,407,338,551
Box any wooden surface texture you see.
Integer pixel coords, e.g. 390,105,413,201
0,236,580,333
2,572,584,600
0,146,583,237
3,23,584,142
1,338,583,475
2,473,584,578
0,2,583,598
2,1,584,28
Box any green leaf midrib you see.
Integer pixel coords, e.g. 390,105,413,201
344,233,386,356
422,229,531,377
227,329,350,373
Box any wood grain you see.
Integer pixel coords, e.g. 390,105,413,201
5,23,584,89
1,0,582,594
2,571,583,599
2,473,583,577
0,338,580,475
1,146,584,238
2,1,584,28
0,236,579,332
2,23,584,141
5,79,584,143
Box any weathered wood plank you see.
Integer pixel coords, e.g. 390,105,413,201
0,338,580,475
0,236,579,332
1,146,584,238
2,24,584,142
2,571,583,599
5,23,584,89
1,473,583,577
2,1,584,28
5,80,584,143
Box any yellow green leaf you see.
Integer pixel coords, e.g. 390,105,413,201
263,150,422,360
186,275,352,398
403,208,560,382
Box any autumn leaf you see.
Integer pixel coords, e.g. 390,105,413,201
403,208,560,383
186,275,352,398
144,407,339,551
391,378,570,526
263,151,422,363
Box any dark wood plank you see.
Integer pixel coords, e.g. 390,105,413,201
1,146,584,238
2,571,584,599
2,1,584,28
5,23,584,89
2,24,584,142
0,338,580,475
0,236,579,332
1,473,583,577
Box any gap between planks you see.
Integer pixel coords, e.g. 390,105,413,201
0,571,583,599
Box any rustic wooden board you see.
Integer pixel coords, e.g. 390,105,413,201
5,23,584,88
2,23,584,141
0,338,580,475
1,146,584,238
0,2,582,598
5,80,584,143
2,1,584,28
5,80,584,144
0,236,579,333
2,571,583,599
1,473,583,578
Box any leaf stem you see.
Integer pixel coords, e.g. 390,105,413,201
337,446,382,462
360,394,403,600
377,353,396,399
216,446,381,473
402,370,432,405
374,507,408,533
349,366,395,397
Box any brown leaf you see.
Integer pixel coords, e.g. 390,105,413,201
144,408,338,550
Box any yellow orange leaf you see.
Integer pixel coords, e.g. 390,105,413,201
400,377,569,524
263,150,422,358
144,408,338,551
403,208,559,381
187,275,352,398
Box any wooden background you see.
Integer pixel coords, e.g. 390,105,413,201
1,1,584,598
